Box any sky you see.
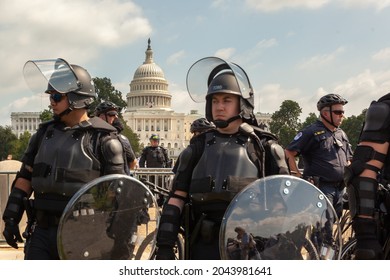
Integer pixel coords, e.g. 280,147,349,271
1,0,390,126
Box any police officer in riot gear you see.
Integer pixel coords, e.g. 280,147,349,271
344,92,390,259
2,59,126,259
95,101,137,174
139,134,171,168
155,57,288,260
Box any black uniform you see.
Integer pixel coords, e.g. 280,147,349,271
160,128,287,259
4,117,126,259
139,146,171,168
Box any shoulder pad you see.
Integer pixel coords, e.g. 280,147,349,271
38,119,56,129
377,93,390,103
252,125,278,141
80,117,117,132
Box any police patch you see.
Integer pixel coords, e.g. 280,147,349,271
293,132,302,141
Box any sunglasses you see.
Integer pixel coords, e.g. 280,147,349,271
106,111,118,117
331,110,345,116
48,92,67,102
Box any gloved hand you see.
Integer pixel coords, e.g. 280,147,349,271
353,218,383,260
3,219,23,249
155,245,175,260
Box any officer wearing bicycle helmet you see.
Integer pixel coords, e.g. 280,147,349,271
139,134,171,168
95,101,137,173
344,92,390,259
155,57,288,260
190,118,216,137
2,58,126,259
285,93,352,238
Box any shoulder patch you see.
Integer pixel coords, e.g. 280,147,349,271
294,132,303,141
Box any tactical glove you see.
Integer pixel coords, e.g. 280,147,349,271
3,219,23,249
353,218,383,260
2,187,27,249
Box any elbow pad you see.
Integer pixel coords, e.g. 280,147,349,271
102,138,125,165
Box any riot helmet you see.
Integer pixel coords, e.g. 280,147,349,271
186,57,257,128
95,101,120,116
317,93,348,111
190,117,216,133
65,64,96,110
150,134,160,141
23,58,97,115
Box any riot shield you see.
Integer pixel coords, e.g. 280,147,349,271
220,175,342,260
57,174,159,260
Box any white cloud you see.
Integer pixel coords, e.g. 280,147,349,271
245,0,329,12
214,48,236,60
339,0,390,11
245,0,390,12
0,0,151,99
251,69,390,122
298,47,346,69
332,69,390,116
372,47,390,60
167,50,186,65
256,38,278,49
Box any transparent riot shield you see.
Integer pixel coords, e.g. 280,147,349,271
220,175,342,260
57,174,159,260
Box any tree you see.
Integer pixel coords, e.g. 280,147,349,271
300,112,318,130
340,109,366,151
269,100,302,148
90,77,127,114
40,108,53,122
0,126,18,160
11,131,31,160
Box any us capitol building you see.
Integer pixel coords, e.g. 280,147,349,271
10,39,271,159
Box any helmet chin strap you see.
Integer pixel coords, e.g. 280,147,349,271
320,112,338,128
53,107,73,122
213,115,241,128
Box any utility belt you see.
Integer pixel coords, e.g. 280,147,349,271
35,209,62,228
319,179,345,191
32,193,71,228
190,214,221,245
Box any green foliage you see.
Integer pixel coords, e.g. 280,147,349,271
0,126,18,160
300,112,318,130
11,131,31,160
91,77,141,153
269,100,302,148
340,109,367,150
40,108,53,122
120,116,142,155
89,77,127,115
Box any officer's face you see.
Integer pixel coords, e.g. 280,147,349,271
99,111,118,125
323,104,345,127
150,139,159,147
48,91,69,115
211,93,240,122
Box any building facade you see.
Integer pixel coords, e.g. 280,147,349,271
123,39,201,158
10,112,41,138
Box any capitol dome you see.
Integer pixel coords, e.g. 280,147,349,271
126,38,172,111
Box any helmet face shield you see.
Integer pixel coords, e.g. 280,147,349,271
186,57,252,103
23,58,80,94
